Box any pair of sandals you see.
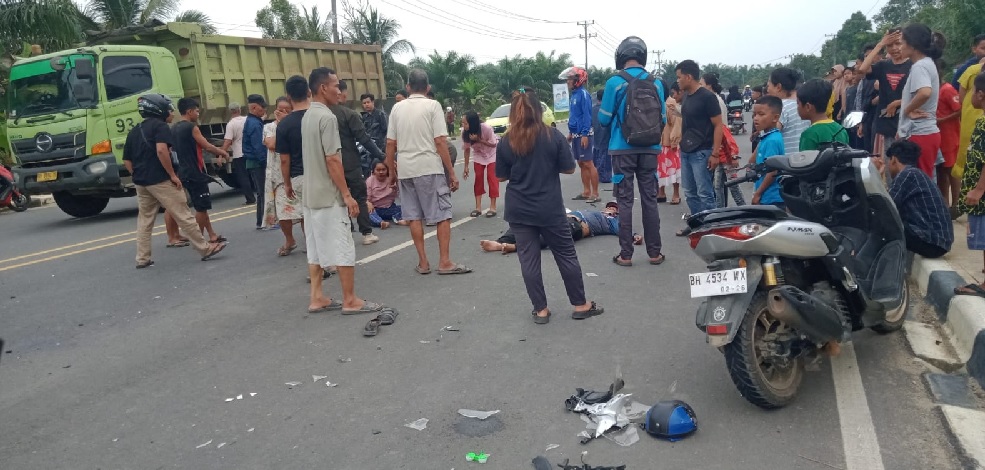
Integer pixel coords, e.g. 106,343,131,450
572,194,601,203
363,305,399,336
954,283,985,298
612,253,665,267
533,301,605,324
470,209,497,218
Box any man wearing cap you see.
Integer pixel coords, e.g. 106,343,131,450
222,102,255,205
244,94,269,229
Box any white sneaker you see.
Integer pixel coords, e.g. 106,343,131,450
362,233,380,245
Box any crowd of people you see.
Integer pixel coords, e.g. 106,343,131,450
120,25,985,329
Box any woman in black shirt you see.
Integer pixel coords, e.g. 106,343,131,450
495,88,604,324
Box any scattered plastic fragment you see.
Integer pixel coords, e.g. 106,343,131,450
419,340,430,344
457,409,500,420
216,442,226,449
442,326,460,332
585,272,598,277
668,380,678,394
153,296,161,300
247,428,255,433
404,418,429,430
466,452,490,463
325,381,338,387
603,425,640,447
236,394,243,400
112,438,119,442
545,444,560,451
338,356,352,363
313,375,327,383
225,398,234,402
250,393,257,397
196,440,213,449
285,381,302,387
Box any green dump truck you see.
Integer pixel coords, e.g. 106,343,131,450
4,22,384,218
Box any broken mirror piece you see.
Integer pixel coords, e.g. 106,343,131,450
404,418,429,431
457,409,500,420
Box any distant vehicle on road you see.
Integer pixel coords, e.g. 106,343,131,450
484,102,556,135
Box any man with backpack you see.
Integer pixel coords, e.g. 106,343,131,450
598,36,667,267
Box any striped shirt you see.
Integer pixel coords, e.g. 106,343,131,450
780,98,810,155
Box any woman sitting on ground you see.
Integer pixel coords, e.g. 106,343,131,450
365,161,408,229
481,203,641,253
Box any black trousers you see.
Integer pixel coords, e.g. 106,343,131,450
231,158,256,203
345,171,373,235
247,166,265,227
497,227,547,248
510,221,587,312
905,228,948,259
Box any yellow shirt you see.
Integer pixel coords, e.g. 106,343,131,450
953,64,984,179
826,89,836,120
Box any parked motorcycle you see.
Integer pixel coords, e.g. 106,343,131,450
726,100,747,135
0,164,31,212
685,131,906,409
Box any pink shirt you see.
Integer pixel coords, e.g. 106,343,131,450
366,175,397,208
463,123,499,166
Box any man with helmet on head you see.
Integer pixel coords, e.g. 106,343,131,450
123,94,227,268
598,36,667,267
560,66,598,203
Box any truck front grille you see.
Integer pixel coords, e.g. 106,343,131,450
13,132,87,168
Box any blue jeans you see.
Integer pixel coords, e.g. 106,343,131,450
680,149,716,215
368,203,403,227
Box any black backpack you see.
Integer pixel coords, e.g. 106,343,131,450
617,71,664,147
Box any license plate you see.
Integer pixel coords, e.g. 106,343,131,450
689,268,748,298
36,171,58,182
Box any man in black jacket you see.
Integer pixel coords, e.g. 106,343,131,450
361,93,388,149
332,80,386,245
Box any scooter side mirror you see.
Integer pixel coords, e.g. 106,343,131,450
842,111,865,129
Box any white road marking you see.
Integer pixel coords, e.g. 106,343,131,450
356,215,475,265
830,341,885,470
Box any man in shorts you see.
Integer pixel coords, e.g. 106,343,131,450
302,67,391,315
384,69,471,275
278,75,310,237
173,98,230,243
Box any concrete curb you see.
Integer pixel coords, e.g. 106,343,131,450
910,254,985,389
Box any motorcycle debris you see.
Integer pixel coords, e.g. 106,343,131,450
216,442,227,449
404,418,429,431
326,381,338,387
236,394,243,400
247,428,255,433
442,326,460,332
285,381,302,387
338,356,352,363
585,273,598,277
457,409,500,420
250,392,257,397
225,398,235,402
195,439,213,449
313,375,327,383
545,444,560,451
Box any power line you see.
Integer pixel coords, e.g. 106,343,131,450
591,27,617,51
379,0,578,42
447,0,577,24
593,23,622,46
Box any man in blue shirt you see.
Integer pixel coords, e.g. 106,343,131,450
598,36,667,266
561,66,598,202
243,94,269,229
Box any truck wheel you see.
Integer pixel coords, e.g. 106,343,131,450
52,192,110,218
723,291,803,409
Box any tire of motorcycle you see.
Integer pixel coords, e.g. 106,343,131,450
52,192,110,218
723,290,804,409
871,282,908,334
9,193,30,212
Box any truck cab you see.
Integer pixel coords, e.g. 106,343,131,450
6,46,183,217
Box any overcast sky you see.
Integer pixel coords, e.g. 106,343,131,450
195,0,887,68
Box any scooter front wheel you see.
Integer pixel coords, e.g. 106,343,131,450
9,193,30,212
723,290,803,409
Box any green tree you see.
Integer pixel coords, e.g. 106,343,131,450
526,50,572,102
454,77,491,113
820,11,880,66
256,0,333,42
787,53,829,81
173,9,216,34
0,0,87,54
339,0,414,91
408,50,474,102
874,0,935,29
83,0,180,30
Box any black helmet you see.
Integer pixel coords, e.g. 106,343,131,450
568,217,584,241
615,36,647,70
137,93,174,119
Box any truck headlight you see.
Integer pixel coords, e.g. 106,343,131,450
87,160,109,175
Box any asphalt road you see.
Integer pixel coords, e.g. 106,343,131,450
0,127,962,469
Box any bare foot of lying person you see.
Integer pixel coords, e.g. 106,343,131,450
480,240,503,252
380,221,390,230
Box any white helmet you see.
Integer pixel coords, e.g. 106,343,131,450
446,106,452,111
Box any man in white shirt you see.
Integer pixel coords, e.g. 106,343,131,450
384,69,471,275
222,102,254,204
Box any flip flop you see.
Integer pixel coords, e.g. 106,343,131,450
532,309,551,324
571,194,590,200
649,253,666,265
612,255,632,267
378,307,399,325
343,301,387,315
437,264,472,275
470,210,482,217
307,300,343,313
210,235,228,243
166,241,189,248
954,283,985,298
657,196,668,203
201,242,227,261
278,244,297,256
484,209,497,217
363,317,381,336
135,260,155,269
670,198,681,205
415,265,431,275
571,301,604,320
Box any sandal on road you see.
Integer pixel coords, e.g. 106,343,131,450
571,194,590,200
415,265,432,275
342,301,386,315
485,209,497,217
378,307,399,325
532,309,551,324
307,300,343,313
572,301,604,320
649,253,666,265
166,241,189,248
201,242,227,261
954,283,985,298
612,255,632,267
278,244,297,256
470,210,482,217
363,317,381,336
437,264,472,275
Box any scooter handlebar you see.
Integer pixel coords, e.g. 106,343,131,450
723,163,765,188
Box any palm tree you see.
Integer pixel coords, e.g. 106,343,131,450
173,9,216,34
0,0,87,54
490,55,534,102
409,50,474,102
256,0,332,42
340,0,414,90
454,77,491,112
83,0,180,30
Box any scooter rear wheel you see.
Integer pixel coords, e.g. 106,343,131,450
724,291,803,409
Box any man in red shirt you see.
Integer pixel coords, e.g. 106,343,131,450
938,79,962,215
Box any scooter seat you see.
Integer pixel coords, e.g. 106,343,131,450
687,205,792,229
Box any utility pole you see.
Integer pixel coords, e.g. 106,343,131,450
577,20,596,70
331,0,340,43
825,33,837,66
651,49,665,72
